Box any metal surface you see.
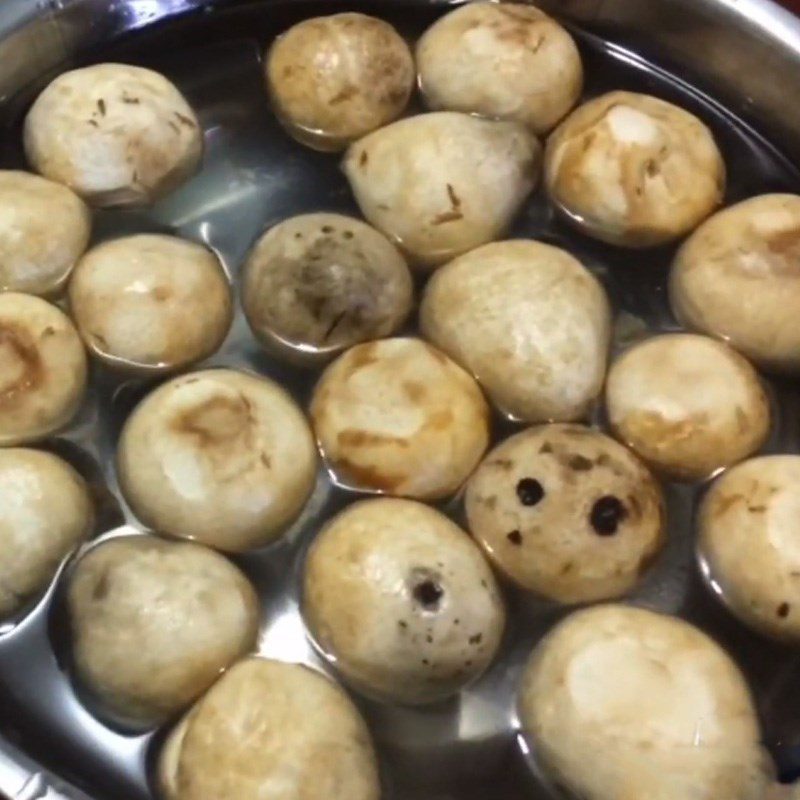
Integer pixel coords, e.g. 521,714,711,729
0,1,800,799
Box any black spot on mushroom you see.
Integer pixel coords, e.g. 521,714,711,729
425,634,433,643
321,225,334,234
421,658,430,666
568,454,593,471
539,442,553,454
398,620,407,629
516,478,544,506
469,633,482,645
97,98,106,116
343,230,354,240
507,529,523,546
359,151,368,167
778,602,791,619
590,496,628,536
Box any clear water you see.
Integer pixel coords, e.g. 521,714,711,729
0,3,799,799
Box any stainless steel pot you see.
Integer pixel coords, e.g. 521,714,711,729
1,1,800,798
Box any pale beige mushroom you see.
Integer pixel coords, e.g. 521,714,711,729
606,334,770,481
69,234,232,374
0,171,91,296
310,337,490,500
0,448,92,618
0,293,87,445
545,91,725,247
67,535,259,728
117,369,317,552
670,194,800,373
519,605,776,800
24,63,202,207
158,658,380,800
417,2,583,135
303,498,505,704
242,213,412,364
465,425,665,604
420,240,611,422
343,112,541,268
266,13,414,151
698,455,800,643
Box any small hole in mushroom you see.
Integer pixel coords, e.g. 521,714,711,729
516,478,544,506
413,579,444,610
590,496,628,536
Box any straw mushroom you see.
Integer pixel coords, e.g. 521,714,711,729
670,194,800,373
343,112,541,268
606,334,770,481
0,448,92,618
303,498,506,704
0,171,90,296
117,369,317,552
242,213,412,364
0,293,87,445
420,240,611,422
545,91,725,247
266,13,414,151
465,425,665,603
519,604,775,800
310,337,490,500
698,455,800,643
67,535,259,728
158,658,380,800
69,234,232,374
417,2,583,134
24,63,202,207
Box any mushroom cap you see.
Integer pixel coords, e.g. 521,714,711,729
242,213,412,363
698,455,800,643
545,91,725,247
69,234,232,374
266,13,414,151
606,334,769,481
117,369,317,552
465,424,665,603
310,337,490,500
67,535,259,728
0,293,87,445
420,239,611,422
417,2,583,135
0,448,92,618
303,497,506,704
670,194,800,373
519,604,774,800
158,658,380,800
0,170,91,296
24,63,202,207
343,112,541,268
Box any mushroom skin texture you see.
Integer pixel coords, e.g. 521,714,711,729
0,171,91,297
519,604,775,800
158,658,380,800
420,240,611,423
0,448,93,618
417,2,583,135
242,213,413,364
24,63,202,208
67,535,259,729
343,112,541,268
606,334,770,481
0,293,87,445
303,498,506,705
117,369,317,552
465,425,665,604
698,455,800,643
69,234,232,374
266,13,414,151
545,91,725,247
670,194,800,373
310,337,490,501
